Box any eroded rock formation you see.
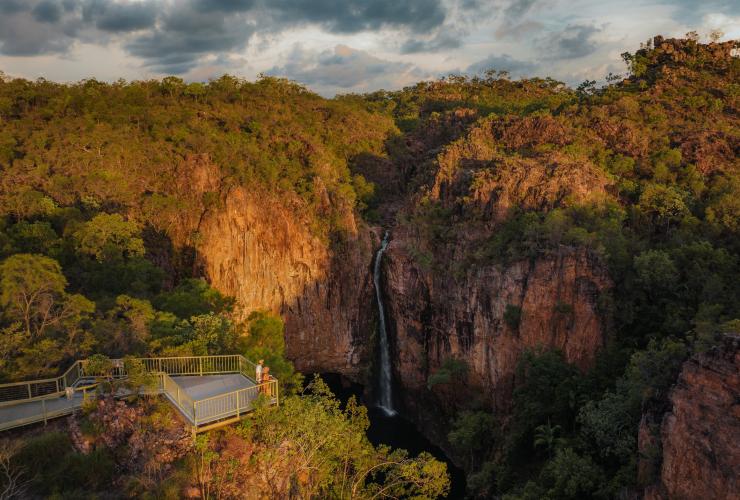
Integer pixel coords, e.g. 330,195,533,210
643,335,740,500
383,227,610,414
180,159,377,380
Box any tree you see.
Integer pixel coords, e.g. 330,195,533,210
102,295,155,355
234,377,450,499
534,420,564,458
186,313,235,355
0,439,28,499
448,410,496,470
243,310,303,394
537,448,604,499
0,254,72,339
153,278,234,319
72,213,144,262
427,357,468,389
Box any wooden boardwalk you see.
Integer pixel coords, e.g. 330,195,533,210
0,355,278,433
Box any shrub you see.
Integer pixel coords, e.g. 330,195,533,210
504,304,522,329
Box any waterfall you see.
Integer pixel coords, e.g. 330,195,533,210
374,231,395,416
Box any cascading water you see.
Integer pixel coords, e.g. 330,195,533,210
374,231,395,416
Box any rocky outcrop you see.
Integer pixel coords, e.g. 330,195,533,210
383,226,611,417
185,161,377,380
643,335,740,500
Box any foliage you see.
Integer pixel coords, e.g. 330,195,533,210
504,304,523,329
227,376,451,498
12,431,115,496
153,278,234,318
242,310,304,394
72,213,145,262
448,411,496,469
427,357,468,388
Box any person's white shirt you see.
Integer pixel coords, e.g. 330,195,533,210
255,363,263,382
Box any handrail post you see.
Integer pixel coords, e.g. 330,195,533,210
199,357,203,376
177,386,181,406
27,383,31,399
236,390,240,417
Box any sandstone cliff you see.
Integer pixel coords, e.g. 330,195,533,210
173,157,377,380
383,227,610,416
642,335,740,500
375,108,615,448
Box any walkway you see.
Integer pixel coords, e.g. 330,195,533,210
0,355,278,433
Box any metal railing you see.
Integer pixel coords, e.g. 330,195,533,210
193,377,278,425
160,372,196,423
0,360,84,406
0,355,278,431
140,355,245,378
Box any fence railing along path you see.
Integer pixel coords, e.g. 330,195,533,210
0,355,278,432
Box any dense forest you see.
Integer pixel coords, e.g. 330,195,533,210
0,35,738,498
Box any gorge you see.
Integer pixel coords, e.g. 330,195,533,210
0,35,737,498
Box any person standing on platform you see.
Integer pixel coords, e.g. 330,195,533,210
261,366,271,394
256,359,264,383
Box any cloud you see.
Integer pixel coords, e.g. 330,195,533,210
193,0,255,13
466,53,537,77
503,0,543,20
0,0,28,14
82,0,158,33
0,0,452,76
0,0,82,55
400,31,463,53
539,23,603,60
266,0,447,34
495,19,544,39
32,0,62,23
268,44,429,94
124,6,256,74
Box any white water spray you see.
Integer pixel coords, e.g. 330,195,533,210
374,231,395,416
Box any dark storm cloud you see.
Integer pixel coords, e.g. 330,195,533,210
193,0,256,13
32,0,62,23
0,0,82,55
267,0,447,34
0,0,454,72
467,53,536,77
540,24,602,60
83,0,158,32
124,7,256,74
0,0,27,14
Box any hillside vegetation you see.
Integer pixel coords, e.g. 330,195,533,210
376,36,739,498
0,36,737,499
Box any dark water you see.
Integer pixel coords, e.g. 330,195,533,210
320,373,466,499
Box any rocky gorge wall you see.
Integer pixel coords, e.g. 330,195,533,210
177,157,378,380
642,335,739,500
381,226,611,437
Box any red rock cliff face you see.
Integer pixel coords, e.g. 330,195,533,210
383,228,611,418
181,160,376,380
643,335,740,500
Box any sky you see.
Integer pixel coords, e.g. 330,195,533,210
0,0,738,96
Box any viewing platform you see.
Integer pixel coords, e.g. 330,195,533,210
0,355,278,434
